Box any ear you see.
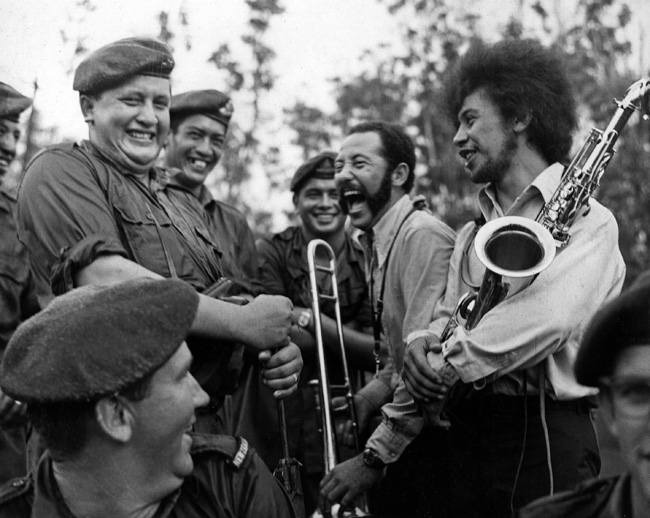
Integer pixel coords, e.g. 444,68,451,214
512,110,532,134
598,392,621,443
95,396,134,444
79,95,96,124
292,193,299,207
391,163,409,188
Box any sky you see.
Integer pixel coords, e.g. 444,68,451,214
1,0,649,224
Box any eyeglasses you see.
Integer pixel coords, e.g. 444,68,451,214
599,377,650,419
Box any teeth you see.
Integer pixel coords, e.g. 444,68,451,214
128,131,153,140
190,159,207,169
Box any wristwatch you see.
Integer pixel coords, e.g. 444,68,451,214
298,309,312,329
362,448,385,470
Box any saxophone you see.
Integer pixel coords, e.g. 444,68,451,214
440,77,650,342
420,78,650,427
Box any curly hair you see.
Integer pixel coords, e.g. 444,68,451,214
445,39,577,165
348,121,416,193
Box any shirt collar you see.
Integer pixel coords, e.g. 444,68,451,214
82,140,164,191
370,194,413,268
477,162,564,219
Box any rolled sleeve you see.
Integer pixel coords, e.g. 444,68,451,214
365,379,423,464
50,235,128,295
17,147,128,301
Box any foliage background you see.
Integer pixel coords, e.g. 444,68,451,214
5,0,650,287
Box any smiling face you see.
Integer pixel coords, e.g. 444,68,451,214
83,75,171,175
166,114,227,191
334,131,394,232
453,88,518,185
129,343,209,489
0,118,20,178
294,177,345,240
602,345,650,509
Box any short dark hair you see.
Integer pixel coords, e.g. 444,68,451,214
445,39,577,165
28,374,152,462
347,121,416,193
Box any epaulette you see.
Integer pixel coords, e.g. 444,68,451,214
190,433,250,470
0,476,32,506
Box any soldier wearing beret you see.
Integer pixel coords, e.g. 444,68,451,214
165,89,260,296
0,82,39,484
256,152,377,514
519,275,650,518
0,278,297,517
15,38,302,442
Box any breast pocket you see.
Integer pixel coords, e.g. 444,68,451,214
112,202,175,277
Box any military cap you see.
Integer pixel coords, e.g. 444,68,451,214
171,89,233,127
0,82,32,122
73,37,174,94
290,151,337,193
0,278,198,404
575,275,650,387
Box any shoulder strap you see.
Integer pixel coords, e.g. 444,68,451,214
371,202,425,375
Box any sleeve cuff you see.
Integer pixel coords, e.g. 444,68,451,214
365,417,422,464
406,329,437,346
50,235,127,295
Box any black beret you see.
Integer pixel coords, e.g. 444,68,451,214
575,275,650,387
0,278,198,404
290,151,337,193
171,89,233,127
73,37,174,94
0,82,32,122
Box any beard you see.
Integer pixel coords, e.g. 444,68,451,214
472,132,518,185
367,167,394,217
338,166,394,218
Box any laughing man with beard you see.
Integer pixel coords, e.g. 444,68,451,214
319,121,455,517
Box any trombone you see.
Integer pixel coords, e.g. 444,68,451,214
307,239,371,518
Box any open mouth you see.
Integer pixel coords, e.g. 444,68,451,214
459,148,476,165
188,157,209,171
341,189,367,214
126,130,155,142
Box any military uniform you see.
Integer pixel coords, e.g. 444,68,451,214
0,434,296,518
16,141,243,401
169,182,261,295
0,189,39,484
0,84,38,484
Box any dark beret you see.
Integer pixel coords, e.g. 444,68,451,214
171,89,233,127
0,82,32,122
290,151,337,193
575,275,650,387
0,278,198,404
73,37,174,94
